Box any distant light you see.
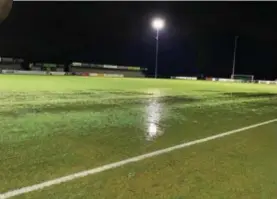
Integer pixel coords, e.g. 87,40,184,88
152,18,165,30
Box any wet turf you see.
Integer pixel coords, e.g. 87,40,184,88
15,123,277,199
0,75,277,198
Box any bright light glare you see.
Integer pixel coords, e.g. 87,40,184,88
152,18,165,30
148,123,157,137
145,95,163,141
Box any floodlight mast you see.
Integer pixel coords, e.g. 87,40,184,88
231,36,239,79
152,18,164,79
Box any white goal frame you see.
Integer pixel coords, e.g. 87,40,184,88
231,74,254,82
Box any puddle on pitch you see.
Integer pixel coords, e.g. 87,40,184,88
145,97,165,141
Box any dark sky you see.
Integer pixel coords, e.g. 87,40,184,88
0,2,277,79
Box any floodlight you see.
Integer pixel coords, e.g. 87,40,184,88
151,17,165,78
152,18,165,30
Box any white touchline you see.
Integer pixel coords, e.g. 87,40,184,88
1,118,277,199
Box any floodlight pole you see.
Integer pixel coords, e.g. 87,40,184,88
154,29,159,79
231,36,239,79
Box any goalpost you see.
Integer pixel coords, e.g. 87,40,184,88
231,74,254,83
230,36,255,83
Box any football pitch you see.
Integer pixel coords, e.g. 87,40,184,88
0,75,277,199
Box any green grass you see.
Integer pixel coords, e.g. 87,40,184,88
17,123,277,199
0,75,277,198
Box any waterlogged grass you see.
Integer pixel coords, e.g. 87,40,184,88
17,123,277,199
0,75,277,198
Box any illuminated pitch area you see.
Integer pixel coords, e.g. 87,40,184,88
0,75,277,199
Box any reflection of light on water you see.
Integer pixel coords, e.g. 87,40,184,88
145,97,163,141
148,123,157,137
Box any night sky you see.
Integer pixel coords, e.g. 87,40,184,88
0,2,277,79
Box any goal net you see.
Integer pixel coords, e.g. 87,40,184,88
231,74,254,83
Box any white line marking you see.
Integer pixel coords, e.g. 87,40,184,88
1,118,277,199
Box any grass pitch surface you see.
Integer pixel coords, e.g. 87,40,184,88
0,75,276,198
